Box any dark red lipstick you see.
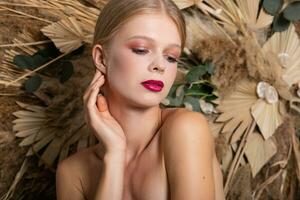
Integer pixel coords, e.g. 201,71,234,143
141,80,164,92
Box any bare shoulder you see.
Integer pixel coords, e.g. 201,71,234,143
162,108,212,147
56,145,103,200
57,145,101,174
161,108,225,200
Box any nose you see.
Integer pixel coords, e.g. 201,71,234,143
150,55,166,74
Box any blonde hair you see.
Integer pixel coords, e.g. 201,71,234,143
92,0,186,55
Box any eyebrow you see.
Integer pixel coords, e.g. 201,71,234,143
126,35,181,49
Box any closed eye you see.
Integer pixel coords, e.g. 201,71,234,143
132,48,178,64
166,56,178,63
132,48,148,55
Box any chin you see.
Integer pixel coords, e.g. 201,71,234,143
128,94,163,109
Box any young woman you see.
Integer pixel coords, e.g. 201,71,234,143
56,0,225,199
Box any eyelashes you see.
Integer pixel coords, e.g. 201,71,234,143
131,48,178,63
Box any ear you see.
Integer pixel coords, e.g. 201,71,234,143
92,44,108,75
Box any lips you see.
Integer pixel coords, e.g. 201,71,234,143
141,80,164,92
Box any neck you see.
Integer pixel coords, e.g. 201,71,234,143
102,87,163,166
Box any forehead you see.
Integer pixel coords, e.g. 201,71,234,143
114,13,181,47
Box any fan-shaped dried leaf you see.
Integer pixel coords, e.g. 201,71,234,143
16,127,46,138
244,132,277,177
251,99,283,140
26,133,55,156
19,128,52,146
39,134,64,166
41,16,88,53
15,101,46,113
263,24,300,87
235,0,273,29
199,0,273,33
173,0,203,9
12,110,46,118
13,122,43,132
215,79,257,144
198,0,239,33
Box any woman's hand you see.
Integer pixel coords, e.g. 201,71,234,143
83,69,127,155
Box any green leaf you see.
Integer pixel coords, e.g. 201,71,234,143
186,65,207,83
273,12,291,32
283,1,300,21
166,96,184,107
205,61,214,75
263,0,283,15
37,43,61,58
183,96,201,112
185,84,214,96
13,55,33,69
60,61,74,83
25,75,42,92
13,52,50,70
167,84,180,97
29,54,50,70
166,84,185,107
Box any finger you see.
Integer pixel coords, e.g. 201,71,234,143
84,75,104,105
90,70,102,86
86,76,105,108
83,73,103,102
97,94,108,112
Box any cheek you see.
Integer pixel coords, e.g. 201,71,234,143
111,48,147,79
107,49,142,90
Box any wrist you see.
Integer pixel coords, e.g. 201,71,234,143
104,151,126,164
104,143,127,156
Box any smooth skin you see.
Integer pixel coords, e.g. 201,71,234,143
56,12,225,200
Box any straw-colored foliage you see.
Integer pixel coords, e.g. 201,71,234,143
41,16,93,53
263,24,300,87
173,0,203,9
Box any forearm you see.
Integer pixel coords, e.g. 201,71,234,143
94,152,126,200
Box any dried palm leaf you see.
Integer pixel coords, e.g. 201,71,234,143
0,31,43,88
224,120,255,195
198,0,240,33
231,142,247,165
262,24,300,87
235,0,273,29
198,0,273,34
10,48,101,167
21,0,100,24
0,5,53,24
82,0,108,9
251,98,283,140
207,116,223,138
12,99,96,167
41,16,92,53
244,132,277,177
173,0,203,9
214,79,257,144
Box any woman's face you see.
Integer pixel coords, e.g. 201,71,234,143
96,13,182,108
